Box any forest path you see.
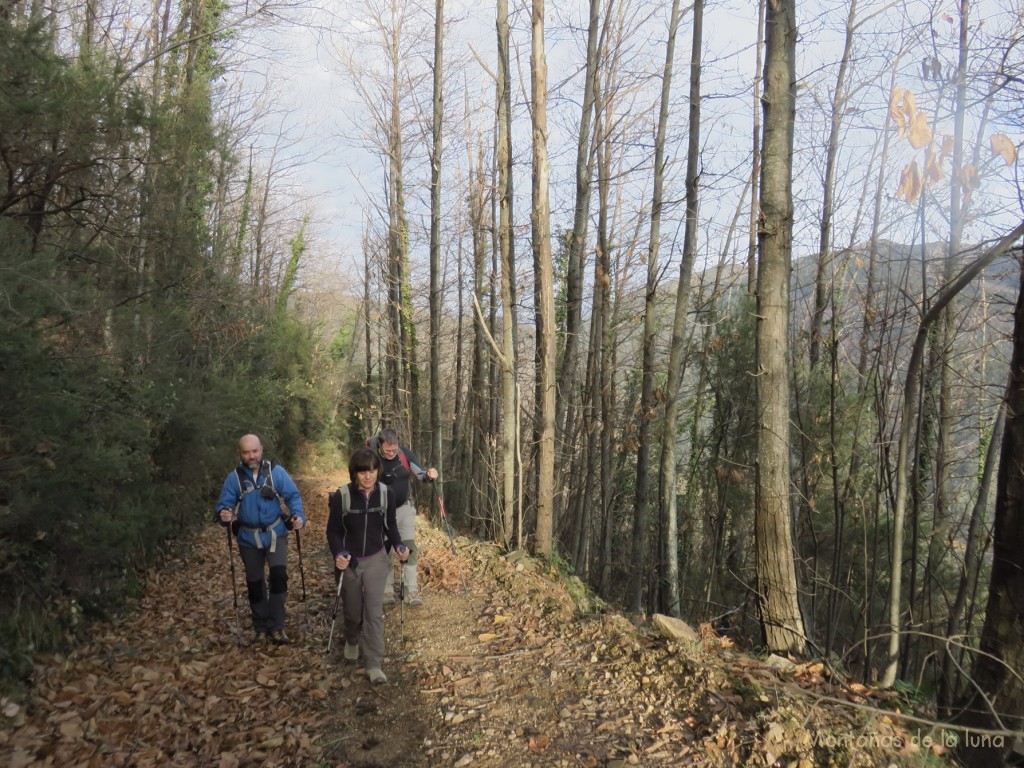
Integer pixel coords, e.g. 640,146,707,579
1,473,920,768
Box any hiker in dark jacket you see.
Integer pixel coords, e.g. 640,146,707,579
326,447,408,684
367,428,438,606
216,434,305,645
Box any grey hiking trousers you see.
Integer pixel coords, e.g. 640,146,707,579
341,548,390,669
384,503,419,597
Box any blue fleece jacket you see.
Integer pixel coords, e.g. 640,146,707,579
215,461,305,549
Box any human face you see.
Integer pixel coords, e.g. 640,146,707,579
356,467,378,491
380,441,400,460
239,435,263,469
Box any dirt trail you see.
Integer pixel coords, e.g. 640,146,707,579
1,474,932,768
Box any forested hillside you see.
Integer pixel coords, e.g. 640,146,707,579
0,7,335,684
2,1,1024,766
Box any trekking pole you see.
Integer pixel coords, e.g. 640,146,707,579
293,528,307,602
398,552,406,648
434,486,469,596
326,551,349,655
294,527,309,634
282,510,306,603
225,525,242,641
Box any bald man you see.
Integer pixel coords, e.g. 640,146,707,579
216,434,305,644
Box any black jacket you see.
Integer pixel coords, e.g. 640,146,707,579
326,482,402,559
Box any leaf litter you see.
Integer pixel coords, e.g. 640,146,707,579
0,473,945,767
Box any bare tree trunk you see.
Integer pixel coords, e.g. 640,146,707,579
531,0,555,557
386,16,416,434
469,139,490,536
656,0,697,619
809,0,858,368
755,0,806,655
594,88,612,596
364,231,374,398
746,0,765,295
452,225,466,449
428,0,445,494
630,0,683,614
939,398,1004,715
496,0,518,546
555,0,600,506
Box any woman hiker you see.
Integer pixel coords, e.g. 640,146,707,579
326,447,409,684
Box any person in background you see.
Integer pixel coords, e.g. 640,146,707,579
366,427,438,606
215,434,305,645
326,447,409,684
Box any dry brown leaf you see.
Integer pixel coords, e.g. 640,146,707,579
908,110,932,148
940,134,954,162
897,161,923,204
528,734,551,752
991,133,1018,166
962,163,981,191
925,146,944,183
888,87,909,135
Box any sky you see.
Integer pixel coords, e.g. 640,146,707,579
222,0,1023,299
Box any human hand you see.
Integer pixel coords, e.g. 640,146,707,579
426,468,438,482
397,545,410,562
218,509,234,523
335,552,351,570
292,517,305,530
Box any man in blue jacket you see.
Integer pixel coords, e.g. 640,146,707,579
216,434,305,644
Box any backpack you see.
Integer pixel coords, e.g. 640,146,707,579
234,459,294,526
332,482,391,547
333,483,390,525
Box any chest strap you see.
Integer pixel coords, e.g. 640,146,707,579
240,517,285,552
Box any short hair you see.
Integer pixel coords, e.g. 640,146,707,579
349,447,381,478
379,427,400,446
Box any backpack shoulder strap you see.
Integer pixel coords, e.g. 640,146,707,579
398,449,411,473
234,465,249,493
339,484,350,514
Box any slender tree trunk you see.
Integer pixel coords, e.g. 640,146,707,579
656,0,697,619
555,0,600,500
746,0,765,295
809,0,858,368
429,0,445,494
451,222,464,449
594,89,612,596
755,0,806,655
469,139,489,535
630,0,682,614
938,398,1004,715
531,0,555,557
496,0,518,546
363,232,374,397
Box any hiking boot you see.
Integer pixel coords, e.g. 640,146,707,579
367,667,387,685
253,632,268,645
406,593,423,607
382,592,396,605
344,642,360,662
268,630,291,645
